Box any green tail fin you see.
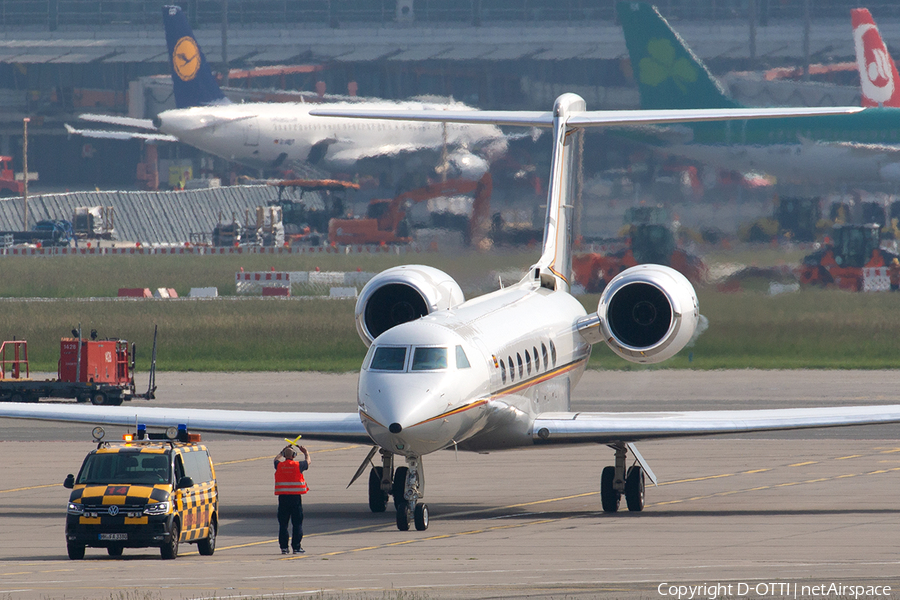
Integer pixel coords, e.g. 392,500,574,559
616,2,740,110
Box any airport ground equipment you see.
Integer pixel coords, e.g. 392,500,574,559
328,173,492,246
573,223,707,293
798,224,900,291
0,327,157,405
63,424,217,560
0,156,23,197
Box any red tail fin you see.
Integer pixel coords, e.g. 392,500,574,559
852,8,900,107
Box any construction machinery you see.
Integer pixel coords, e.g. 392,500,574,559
72,206,115,240
798,224,900,291
268,178,359,245
0,219,75,247
0,156,24,197
573,223,707,293
0,327,157,405
328,173,492,246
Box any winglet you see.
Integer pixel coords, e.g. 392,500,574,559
616,2,739,110
162,5,228,109
851,8,900,108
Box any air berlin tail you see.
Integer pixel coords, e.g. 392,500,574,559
852,8,900,108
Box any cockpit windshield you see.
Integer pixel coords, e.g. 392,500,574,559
411,347,448,371
370,346,408,371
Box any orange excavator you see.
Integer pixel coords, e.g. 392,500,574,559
328,173,492,246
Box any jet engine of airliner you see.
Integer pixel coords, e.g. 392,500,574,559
355,265,465,346
596,264,699,364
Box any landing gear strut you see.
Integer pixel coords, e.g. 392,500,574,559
367,449,394,513
600,443,653,513
393,456,427,531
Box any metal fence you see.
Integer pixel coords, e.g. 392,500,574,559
0,0,896,29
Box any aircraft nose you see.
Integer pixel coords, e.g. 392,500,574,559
152,115,162,129
389,423,402,434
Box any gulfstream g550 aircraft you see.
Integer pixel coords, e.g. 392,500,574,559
4,97,900,532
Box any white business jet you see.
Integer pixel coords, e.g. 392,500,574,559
65,5,504,179
6,96,900,532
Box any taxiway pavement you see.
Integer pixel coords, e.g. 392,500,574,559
1,370,899,599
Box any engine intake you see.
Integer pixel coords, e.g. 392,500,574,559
355,265,464,346
596,264,699,364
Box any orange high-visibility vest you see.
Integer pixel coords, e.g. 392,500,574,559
274,460,308,495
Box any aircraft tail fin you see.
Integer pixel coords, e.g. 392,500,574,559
163,5,228,108
616,2,739,110
852,8,900,108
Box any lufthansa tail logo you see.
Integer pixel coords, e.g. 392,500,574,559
173,36,201,82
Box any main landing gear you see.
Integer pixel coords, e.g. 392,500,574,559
366,450,429,531
599,443,656,513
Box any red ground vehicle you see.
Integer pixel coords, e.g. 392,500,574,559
0,329,157,405
0,156,24,197
573,224,707,293
328,173,492,246
798,224,900,291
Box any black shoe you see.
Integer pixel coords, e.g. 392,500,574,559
293,547,305,554
281,548,290,554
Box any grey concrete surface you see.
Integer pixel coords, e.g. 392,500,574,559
1,371,900,599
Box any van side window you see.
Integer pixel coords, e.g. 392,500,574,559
182,450,212,483
174,455,186,482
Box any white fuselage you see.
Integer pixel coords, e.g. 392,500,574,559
357,280,591,458
155,100,506,174
664,141,900,184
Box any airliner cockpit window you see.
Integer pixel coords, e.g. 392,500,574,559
455,346,471,369
411,347,448,371
370,346,407,371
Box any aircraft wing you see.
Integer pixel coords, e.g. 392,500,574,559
65,123,179,143
310,106,864,129
80,114,157,130
0,404,371,444
532,405,900,444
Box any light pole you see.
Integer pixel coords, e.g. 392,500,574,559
22,117,29,230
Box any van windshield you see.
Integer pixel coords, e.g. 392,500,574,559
77,452,171,485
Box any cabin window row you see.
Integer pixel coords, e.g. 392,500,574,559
495,340,557,386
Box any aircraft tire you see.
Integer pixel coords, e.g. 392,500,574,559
395,500,410,531
414,503,429,531
624,465,645,512
600,466,620,513
392,466,409,508
368,467,388,513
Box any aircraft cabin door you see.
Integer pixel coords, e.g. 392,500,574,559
243,117,259,147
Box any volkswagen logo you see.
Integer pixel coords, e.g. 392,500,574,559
107,505,119,516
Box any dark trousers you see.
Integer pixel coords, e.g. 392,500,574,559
277,494,304,550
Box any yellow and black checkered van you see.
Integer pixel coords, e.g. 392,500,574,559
63,427,218,560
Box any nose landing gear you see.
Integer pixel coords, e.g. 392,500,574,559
393,456,427,531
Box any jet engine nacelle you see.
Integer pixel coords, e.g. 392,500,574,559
596,264,699,364
355,265,465,347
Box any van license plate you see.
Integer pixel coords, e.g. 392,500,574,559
99,533,127,541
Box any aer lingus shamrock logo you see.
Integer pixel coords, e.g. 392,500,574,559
638,38,698,93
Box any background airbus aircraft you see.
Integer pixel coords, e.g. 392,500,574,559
616,2,900,185
67,5,507,181
3,96,896,533
852,8,900,108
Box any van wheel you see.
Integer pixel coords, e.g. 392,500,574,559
161,522,180,559
67,542,85,560
107,545,123,557
197,520,216,556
